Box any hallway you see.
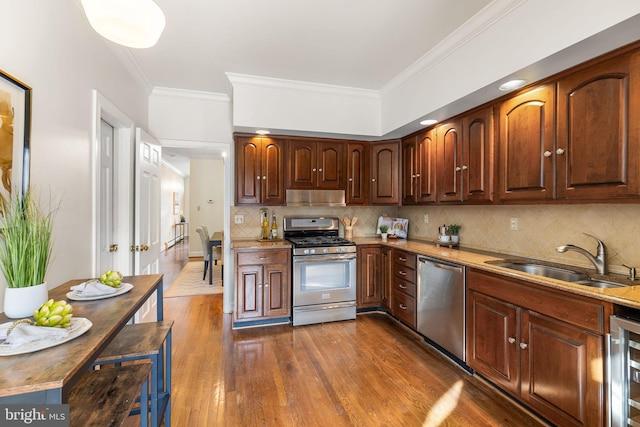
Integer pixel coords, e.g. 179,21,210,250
159,239,191,291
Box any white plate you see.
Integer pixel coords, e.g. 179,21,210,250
0,317,93,356
66,283,133,301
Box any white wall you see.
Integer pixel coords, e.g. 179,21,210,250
188,159,225,257
160,163,186,249
0,1,151,311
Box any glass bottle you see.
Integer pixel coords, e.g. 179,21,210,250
270,212,278,239
261,209,269,239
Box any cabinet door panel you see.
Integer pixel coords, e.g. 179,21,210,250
264,264,290,317
358,247,382,307
236,265,263,320
402,136,418,204
463,107,494,202
370,141,400,205
417,129,437,203
262,139,285,204
521,311,603,427
438,122,462,202
236,139,260,204
499,85,555,201
318,142,343,188
557,51,640,199
467,291,519,394
346,143,369,205
288,141,316,188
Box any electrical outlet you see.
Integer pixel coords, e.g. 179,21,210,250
234,214,244,224
423,214,429,223
510,218,518,230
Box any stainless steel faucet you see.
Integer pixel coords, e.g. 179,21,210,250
556,233,607,274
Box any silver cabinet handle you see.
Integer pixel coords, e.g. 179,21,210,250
462,165,468,170
372,178,376,182
312,168,317,171
455,167,461,172
520,342,528,349
265,283,269,287
318,168,323,172
348,178,353,182
398,284,407,289
399,257,407,262
508,337,516,344
262,176,266,180
257,176,261,180
416,173,420,177
398,271,407,276
399,304,407,310
544,151,552,157
556,148,565,155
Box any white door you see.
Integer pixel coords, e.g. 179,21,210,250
98,119,117,271
134,128,161,322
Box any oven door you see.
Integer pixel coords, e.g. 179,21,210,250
292,253,356,307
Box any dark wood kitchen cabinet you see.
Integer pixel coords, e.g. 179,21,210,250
357,246,383,308
234,248,291,323
370,140,400,205
498,84,556,202
287,139,344,189
556,49,640,200
235,136,285,205
467,268,611,427
402,129,437,205
346,142,370,205
390,249,416,328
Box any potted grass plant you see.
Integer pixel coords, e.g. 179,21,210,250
0,191,57,318
379,224,389,242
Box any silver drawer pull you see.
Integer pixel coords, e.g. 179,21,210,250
398,271,407,276
399,257,407,262
508,337,516,344
519,342,528,350
399,284,407,289
399,304,407,310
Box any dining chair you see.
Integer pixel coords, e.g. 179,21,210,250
196,227,212,281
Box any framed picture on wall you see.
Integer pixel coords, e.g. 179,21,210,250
0,69,31,202
173,192,180,214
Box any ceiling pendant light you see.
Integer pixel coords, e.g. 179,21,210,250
81,0,166,49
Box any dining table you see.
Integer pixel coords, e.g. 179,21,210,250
0,274,164,404
208,231,223,284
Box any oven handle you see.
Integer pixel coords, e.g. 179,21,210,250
293,254,356,263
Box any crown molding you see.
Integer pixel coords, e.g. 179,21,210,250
226,72,380,100
380,0,527,96
151,87,230,102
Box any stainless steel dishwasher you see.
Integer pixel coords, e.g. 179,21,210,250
417,256,465,362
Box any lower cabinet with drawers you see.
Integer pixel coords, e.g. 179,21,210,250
390,249,417,328
234,248,291,325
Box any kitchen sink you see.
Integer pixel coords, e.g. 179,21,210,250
573,279,628,289
488,261,589,282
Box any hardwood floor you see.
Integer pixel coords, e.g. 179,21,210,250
158,242,547,426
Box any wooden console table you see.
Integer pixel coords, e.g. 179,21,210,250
0,274,165,404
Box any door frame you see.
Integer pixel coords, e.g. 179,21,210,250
90,90,135,276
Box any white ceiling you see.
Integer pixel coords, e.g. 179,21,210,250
136,0,493,175
133,0,492,94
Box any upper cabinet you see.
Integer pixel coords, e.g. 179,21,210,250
370,140,400,205
437,119,463,202
287,140,344,189
402,129,437,205
498,84,556,202
556,49,640,200
235,136,286,205
345,142,370,205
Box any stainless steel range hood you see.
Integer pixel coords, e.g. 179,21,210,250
286,189,346,207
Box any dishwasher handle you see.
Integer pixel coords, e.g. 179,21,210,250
418,256,464,274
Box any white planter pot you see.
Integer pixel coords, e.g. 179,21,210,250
381,233,388,242
4,282,48,318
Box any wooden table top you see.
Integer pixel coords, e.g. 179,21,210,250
0,274,163,401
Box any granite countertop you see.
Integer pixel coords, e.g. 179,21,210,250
231,238,293,250
353,236,640,310
230,235,640,310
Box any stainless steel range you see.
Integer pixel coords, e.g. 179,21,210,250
284,216,357,326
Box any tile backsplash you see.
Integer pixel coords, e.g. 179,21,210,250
230,203,640,275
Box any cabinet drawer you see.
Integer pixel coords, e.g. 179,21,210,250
392,249,416,269
392,290,416,327
393,262,416,284
392,277,416,298
237,250,290,266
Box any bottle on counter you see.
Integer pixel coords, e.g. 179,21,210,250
261,210,269,239
270,212,278,239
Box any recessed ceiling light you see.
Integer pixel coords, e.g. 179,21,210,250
256,129,270,135
499,79,527,92
420,119,438,126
